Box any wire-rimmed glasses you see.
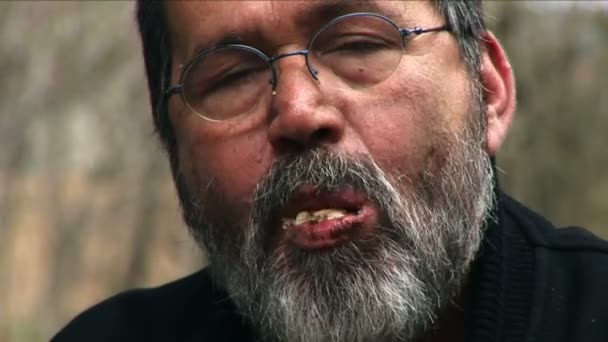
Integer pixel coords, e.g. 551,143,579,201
165,12,450,122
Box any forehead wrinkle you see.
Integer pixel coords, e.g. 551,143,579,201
167,2,266,64
182,2,293,62
295,0,408,28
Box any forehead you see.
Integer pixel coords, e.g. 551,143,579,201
166,1,437,59
167,1,412,25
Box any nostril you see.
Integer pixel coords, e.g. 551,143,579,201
272,127,337,155
311,127,334,144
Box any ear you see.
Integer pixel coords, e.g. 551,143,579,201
480,31,516,156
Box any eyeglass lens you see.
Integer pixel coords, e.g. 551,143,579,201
182,14,404,121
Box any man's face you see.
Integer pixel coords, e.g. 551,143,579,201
165,1,494,341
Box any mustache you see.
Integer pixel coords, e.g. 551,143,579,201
253,147,396,206
251,148,398,223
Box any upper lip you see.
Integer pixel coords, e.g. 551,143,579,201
280,186,369,219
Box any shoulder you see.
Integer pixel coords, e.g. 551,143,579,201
52,269,251,342
501,192,608,254
501,193,608,341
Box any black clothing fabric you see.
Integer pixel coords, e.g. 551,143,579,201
52,192,608,341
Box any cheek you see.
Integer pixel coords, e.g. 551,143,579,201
346,61,471,174
352,78,444,170
175,122,272,211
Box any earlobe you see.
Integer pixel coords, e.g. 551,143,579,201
480,32,516,156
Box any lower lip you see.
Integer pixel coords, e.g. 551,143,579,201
284,205,377,250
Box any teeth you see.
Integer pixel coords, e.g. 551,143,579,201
313,209,347,220
295,211,311,225
290,208,347,225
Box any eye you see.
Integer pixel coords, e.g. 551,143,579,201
184,48,271,97
333,40,389,53
189,63,268,99
318,35,395,56
209,67,261,91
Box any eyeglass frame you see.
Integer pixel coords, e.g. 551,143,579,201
164,12,451,121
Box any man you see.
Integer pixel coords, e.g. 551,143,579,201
53,1,608,341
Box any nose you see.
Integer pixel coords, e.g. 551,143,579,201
267,53,345,154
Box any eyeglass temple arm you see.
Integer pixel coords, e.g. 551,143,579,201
165,85,182,97
400,25,451,38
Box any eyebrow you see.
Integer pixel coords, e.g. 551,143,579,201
187,0,405,62
188,32,259,62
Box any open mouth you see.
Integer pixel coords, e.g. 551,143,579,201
278,187,378,250
282,207,361,227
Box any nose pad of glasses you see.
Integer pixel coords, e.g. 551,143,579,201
304,55,320,80
309,66,319,79
269,66,279,94
270,54,321,95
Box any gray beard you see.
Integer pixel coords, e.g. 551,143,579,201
177,113,495,342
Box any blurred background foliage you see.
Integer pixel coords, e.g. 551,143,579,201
0,1,606,341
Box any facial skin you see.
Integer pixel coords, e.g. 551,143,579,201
165,1,515,341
